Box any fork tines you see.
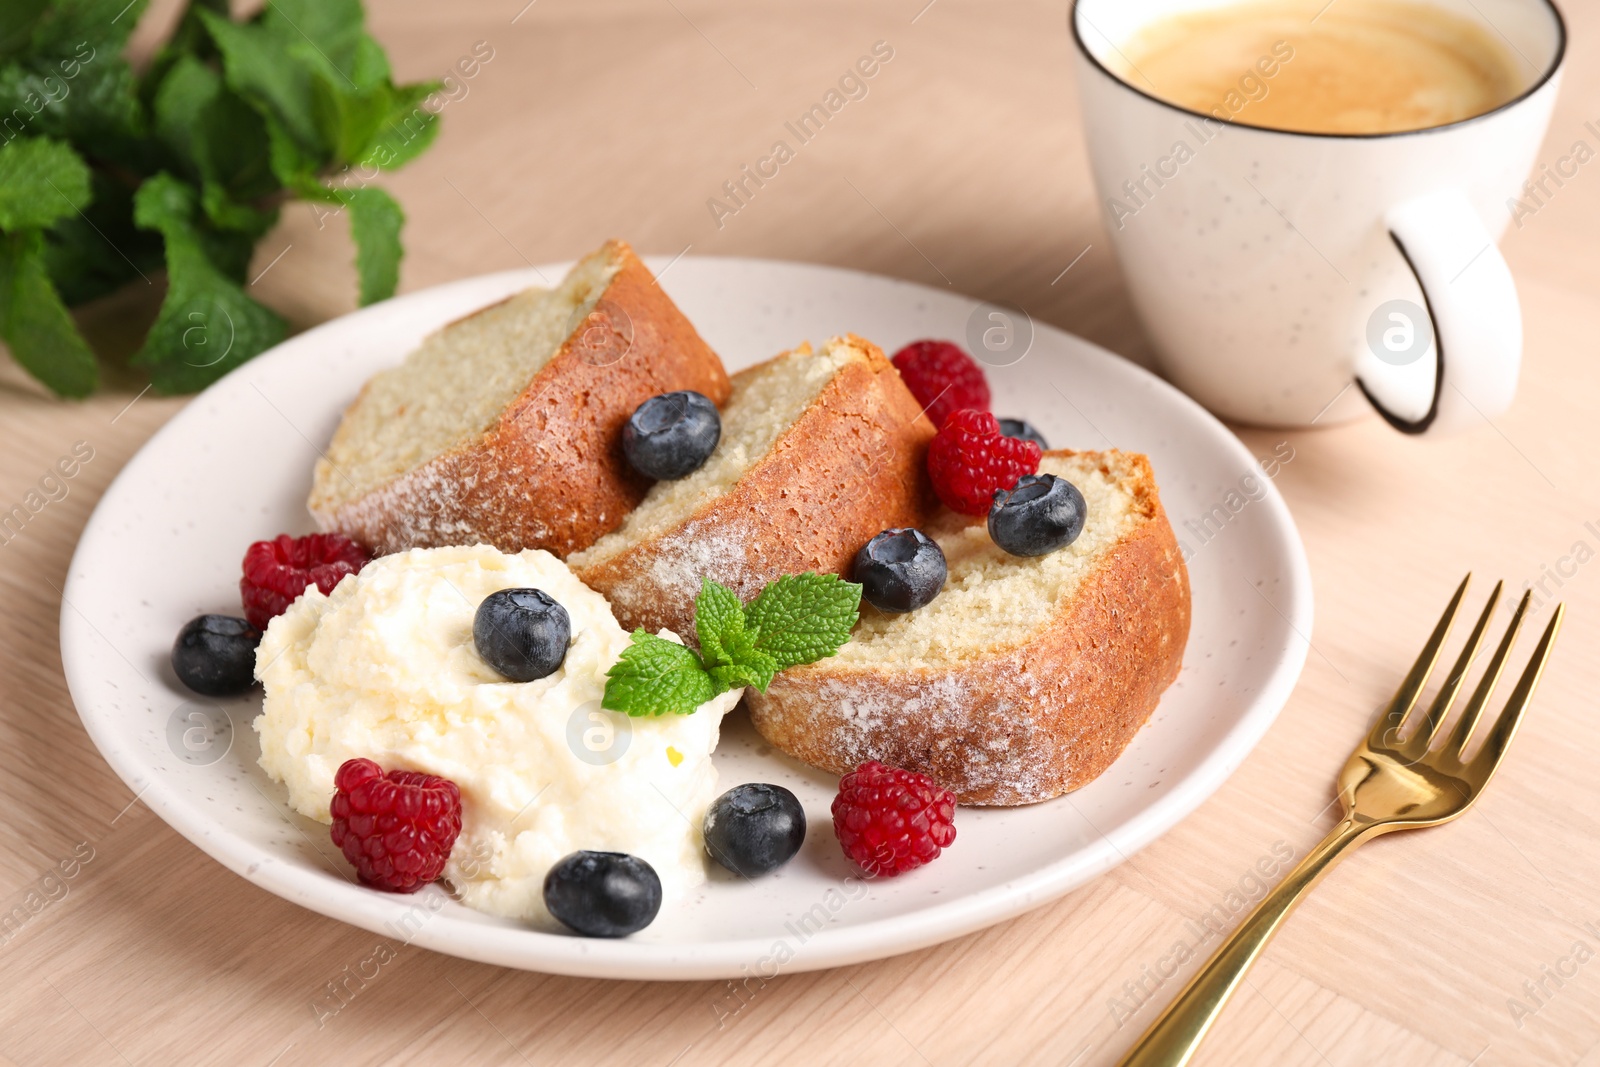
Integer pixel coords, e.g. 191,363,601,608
1371,574,1564,767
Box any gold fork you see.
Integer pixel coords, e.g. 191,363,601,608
1117,575,1564,1067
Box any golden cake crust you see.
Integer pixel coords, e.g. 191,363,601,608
744,451,1190,806
308,240,732,558
572,335,938,636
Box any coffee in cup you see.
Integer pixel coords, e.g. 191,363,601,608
1107,0,1526,135
1071,0,1565,432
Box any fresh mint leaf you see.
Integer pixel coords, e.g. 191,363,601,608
309,68,388,165
131,173,286,393
0,49,147,166
694,578,745,668
708,657,775,693
262,112,321,187
260,0,368,82
199,10,324,158
272,136,404,280
199,182,275,240
344,185,401,305
296,30,410,168
693,579,779,690
346,33,392,90
359,81,440,170
602,631,716,718
140,0,228,108
603,572,858,715
202,1,390,167
32,0,149,55
743,573,862,671
42,172,162,305
151,53,221,172
0,1,46,63
0,0,435,399
197,196,276,282
0,136,89,230
0,230,97,397
718,628,778,689
151,54,274,201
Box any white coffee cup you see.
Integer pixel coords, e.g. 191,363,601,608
1070,0,1565,432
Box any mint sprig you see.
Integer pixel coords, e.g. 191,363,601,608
744,573,863,670
601,632,716,718
0,0,440,398
602,573,862,717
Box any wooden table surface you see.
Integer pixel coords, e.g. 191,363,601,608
5,1,1600,1063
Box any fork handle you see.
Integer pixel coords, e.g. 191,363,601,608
1115,817,1377,1066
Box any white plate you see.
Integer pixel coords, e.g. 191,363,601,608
61,257,1311,980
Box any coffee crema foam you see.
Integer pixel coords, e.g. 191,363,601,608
1111,0,1526,135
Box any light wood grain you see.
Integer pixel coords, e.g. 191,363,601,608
4,1,1600,1063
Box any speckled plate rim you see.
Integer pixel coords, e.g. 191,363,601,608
61,256,1312,980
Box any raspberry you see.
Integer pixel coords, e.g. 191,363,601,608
831,760,956,877
891,340,991,429
927,409,1042,515
329,758,463,893
241,533,368,630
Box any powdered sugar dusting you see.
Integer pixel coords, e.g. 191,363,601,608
747,450,1187,806
769,670,1073,804
315,452,563,557
592,516,759,633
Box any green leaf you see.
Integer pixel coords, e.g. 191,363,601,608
0,1,150,169
0,0,47,63
131,173,286,393
149,53,217,173
199,3,395,167
41,171,162,305
297,31,408,168
140,0,228,108
0,51,148,167
693,578,778,690
343,185,401,305
357,81,440,171
262,111,320,187
200,181,276,234
602,632,716,717
694,578,745,668
199,9,324,159
31,0,149,56
0,0,433,398
196,196,276,286
151,54,274,200
743,573,862,672
0,136,90,231
712,630,777,690
347,32,391,90
601,571,857,715
0,230,97,397
309,67,388,163
260,0,367,81
708,656,776,692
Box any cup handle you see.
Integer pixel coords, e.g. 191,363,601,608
1356,188,1522,434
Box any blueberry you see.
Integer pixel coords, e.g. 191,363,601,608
854,528,947,613
622,391,721,480
988,474,1086,557
171,615,260,696
998,417,1049,450
474,589,571,682
543,851,662,937
703,783,807,878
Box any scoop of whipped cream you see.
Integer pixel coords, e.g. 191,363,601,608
254,544,739,923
